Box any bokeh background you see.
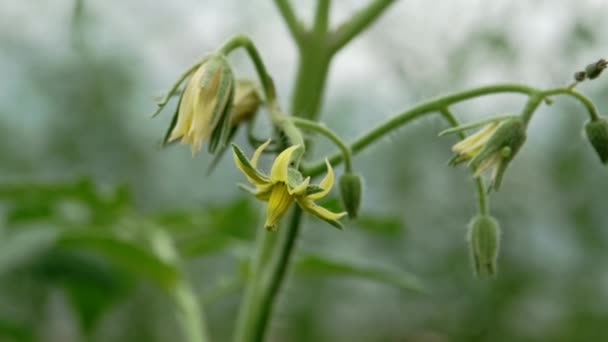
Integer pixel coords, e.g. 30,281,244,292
2,1,608,341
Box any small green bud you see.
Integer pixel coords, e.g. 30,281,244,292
585,118,608,164
339,173,363,219
585,59,607,80
574,71,587,82
467,215,501,278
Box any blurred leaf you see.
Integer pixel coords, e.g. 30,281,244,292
294,254,425,293
179,235,240,257
0,228,58,276
29,249,133,336
354,214,405,236
0,318,33,342
57,232,178,291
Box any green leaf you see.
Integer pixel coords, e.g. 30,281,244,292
29,249,133,337
354,214,405,236
294,254,425,293
57,232,179,291
0,228,58,276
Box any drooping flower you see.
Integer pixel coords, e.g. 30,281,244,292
232,140,346,231
165,54,235,155
450,118,527,191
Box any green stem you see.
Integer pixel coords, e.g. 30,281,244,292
219,35,276,103
273,0,305,43
290,117,353,172
149,229,210,342
219,35,304,147
439,107,488,215
329,0,397,54
233,229,278,342
303,83,539,176
255,207,303,342
313,0,331,37
541,87,600,121
172,280,210,342
519,93,545,126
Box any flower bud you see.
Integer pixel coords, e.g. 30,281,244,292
585,118,608,164
467,215,501,278
230,79,262,126
339,173,362,218
164,53,235,155
585,59,607,80
574,71,587,82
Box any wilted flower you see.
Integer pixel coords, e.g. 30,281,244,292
165,54,235,155
451,118,527,191
232,140,346,231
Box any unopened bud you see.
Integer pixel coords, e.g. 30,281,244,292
574,71,587,82
231,79,262,126
585,118,608,164
339,173,362,219
585,59,607,80
467,215,501,278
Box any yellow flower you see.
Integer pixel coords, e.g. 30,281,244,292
166,54,235,155
232,140,346,231
450,118,526,191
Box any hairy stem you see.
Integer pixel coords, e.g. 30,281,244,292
291,117,353,172
330,0,397,54
219,35,304,147
439,108,488,215
274,0,305,43
303,83,539,176
541,87,600,121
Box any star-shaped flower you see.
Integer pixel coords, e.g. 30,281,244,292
232,140,346,230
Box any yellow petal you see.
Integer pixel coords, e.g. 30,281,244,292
265,184,293,230
473,153,501,177
288,176,310,196
251,139,271,168
270,145,301,183
307,159,334,200
452,123,498,154
168,73,199,142
297,198,346,221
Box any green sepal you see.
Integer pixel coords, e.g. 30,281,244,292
305,185,324,196
161,87,185,147
339,173,363,219
585,118,608,164
287,168,304,190
231,143,270,183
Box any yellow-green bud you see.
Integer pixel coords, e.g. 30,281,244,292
230,79,262,126
585,118,608,164
467,215,501,278
339,173,362,218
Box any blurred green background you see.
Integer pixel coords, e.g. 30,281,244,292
1,1,608,341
